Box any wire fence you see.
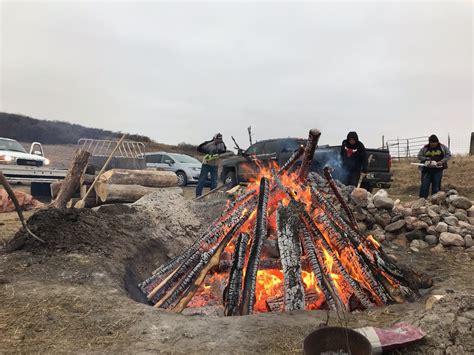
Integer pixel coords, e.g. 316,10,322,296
382,134,473,160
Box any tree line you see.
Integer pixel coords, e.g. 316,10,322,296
0,112,152,144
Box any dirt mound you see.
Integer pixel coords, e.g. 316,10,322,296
6,207,151,257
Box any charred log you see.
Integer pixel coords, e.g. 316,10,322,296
240,177,270,315
276,203,305,311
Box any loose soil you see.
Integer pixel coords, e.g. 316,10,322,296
1,190,473,353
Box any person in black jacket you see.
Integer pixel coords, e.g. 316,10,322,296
340,131,368,186
195,133,227,197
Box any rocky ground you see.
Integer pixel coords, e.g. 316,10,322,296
0,185,473,353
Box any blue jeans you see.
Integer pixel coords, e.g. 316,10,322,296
419,170,443,198
196,164,218,197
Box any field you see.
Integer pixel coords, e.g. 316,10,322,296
1,146,473,353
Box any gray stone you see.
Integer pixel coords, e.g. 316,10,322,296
447,225,462,234
424,235,438,245
429,205,441,214
447,205,456,213
454,211,468,222
410,239,429,249
435,222,448,233
373,196,394,210
392,235,408,248
384,232,398,241
447,195,458,205
406,229,426,241
451,196,472,210
357,222,367,233
431,244,445,253
400,208,413,217
427,208,439,219
465,235,473,248
385,219,406,233
390,214,403,223
466,246,474,254
411,198,427,210
427,225,438,236
455,208,468,216
431,216,441,225
353,211,366,221
430,191,447,204
373,189,388,199
439,232,465,247
413,221,429,230
418,214,432,225
459,221,474,234
410,246,419,253
446,189,458,197
444,215,459,226
365,214,376,226
375,212,392,227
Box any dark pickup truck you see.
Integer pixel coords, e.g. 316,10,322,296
220,138,392,191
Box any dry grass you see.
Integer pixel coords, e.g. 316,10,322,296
389,155,474,201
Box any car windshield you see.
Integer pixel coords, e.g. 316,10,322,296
171,154,200,164
0,139,27,153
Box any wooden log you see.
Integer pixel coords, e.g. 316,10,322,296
266,290,319,312
99,169,177,187
51,149,90,209
277,204,305,311
66,198,97,209
80,184,96,199
50,181,62,199
241,177,270,315
95,182,180,203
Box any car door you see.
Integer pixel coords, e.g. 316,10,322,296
160,154,177,172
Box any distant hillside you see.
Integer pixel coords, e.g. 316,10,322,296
0,112,152,144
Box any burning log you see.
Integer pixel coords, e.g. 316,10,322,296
323,167,358,230
277,145,304,175
276,203,305,311
224,232,249,316
298,129,321,183
266,290,320,313
241,177,270,315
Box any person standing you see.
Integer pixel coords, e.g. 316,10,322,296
417,134,451,198
195,133,227,197
340,131,368,186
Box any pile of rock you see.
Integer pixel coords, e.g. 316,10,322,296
309,174,474,253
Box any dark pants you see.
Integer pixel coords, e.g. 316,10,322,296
196,164,218,197
419,170,443,198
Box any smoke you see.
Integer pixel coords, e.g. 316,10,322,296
311,148,348,184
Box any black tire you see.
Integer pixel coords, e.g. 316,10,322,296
176,171,187,186
224,170,237,187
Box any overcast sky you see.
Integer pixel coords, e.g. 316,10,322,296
1,1,472,152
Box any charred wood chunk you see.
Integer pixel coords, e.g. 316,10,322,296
278,145,304,175
298,129,321,183
277,204,305,311
240,177,270,315
224,232,249,316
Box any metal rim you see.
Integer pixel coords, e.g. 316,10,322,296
176,172,186,186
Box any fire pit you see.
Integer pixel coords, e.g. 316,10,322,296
139,129,418,316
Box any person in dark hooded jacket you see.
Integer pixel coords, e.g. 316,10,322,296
340,131,368,186
195,133,227,197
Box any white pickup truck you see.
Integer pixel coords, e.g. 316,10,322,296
0,137,67,196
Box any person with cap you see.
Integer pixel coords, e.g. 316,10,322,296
340,131,368,187
195,133,227,197
417,134,451,198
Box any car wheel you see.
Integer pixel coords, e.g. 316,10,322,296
224,171,237,187
176,171,187,186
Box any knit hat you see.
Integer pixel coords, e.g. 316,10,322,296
347,131,359,141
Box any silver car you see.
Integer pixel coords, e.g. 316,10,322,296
145,152,202,186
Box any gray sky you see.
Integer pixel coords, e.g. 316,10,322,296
1,1,472,152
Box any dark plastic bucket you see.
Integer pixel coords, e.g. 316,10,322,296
303,326,372,355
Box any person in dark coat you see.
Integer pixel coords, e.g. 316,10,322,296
195,133,227,197
340,131,368,186
417,134,451,198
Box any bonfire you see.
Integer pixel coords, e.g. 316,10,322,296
139,129,418,316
